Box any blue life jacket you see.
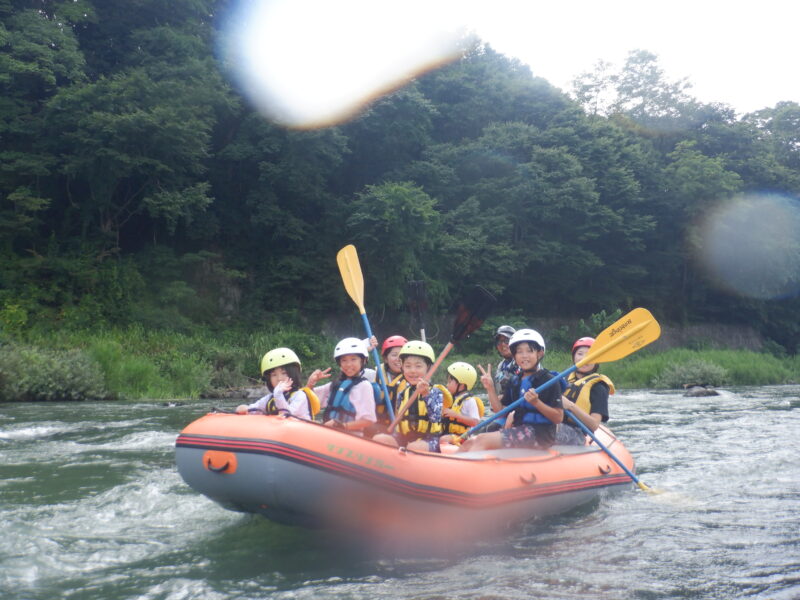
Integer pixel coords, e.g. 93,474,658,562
549,369,569,393
508,370,556,426
323,376,382,423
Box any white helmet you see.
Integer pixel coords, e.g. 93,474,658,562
508,328,545,352
334,337,369,359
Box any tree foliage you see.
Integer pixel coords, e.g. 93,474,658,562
1,3,799,353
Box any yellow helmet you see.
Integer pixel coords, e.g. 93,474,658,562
447,362,477,390
399,340,435,363
260,347,301,375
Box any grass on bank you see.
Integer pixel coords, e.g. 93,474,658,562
0,327,798,402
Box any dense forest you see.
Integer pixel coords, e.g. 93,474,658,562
2,0,799,354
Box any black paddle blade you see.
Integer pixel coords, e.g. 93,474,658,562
405,280,428,315
450,285,496,342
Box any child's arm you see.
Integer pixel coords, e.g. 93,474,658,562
443,396,480,428
523,387,563,425
324,380,375,432
561,397,600,431
283,388,311,420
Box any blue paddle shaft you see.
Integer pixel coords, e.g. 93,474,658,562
564,409,643,487
360,313,395,421
464,364,578,438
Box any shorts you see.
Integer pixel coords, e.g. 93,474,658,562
554,423,587,445
502,425,548,449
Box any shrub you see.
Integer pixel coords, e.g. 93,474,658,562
0,344,108,402
651,358,729,389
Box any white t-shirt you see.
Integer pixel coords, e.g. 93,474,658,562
246,389,311,420
460,396,481,420
314,378,377,426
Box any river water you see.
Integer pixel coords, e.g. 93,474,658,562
1,386,799,600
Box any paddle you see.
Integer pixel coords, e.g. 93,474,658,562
460,307,662,439
336,244,395,420
388,285,496,433
564,410,658,493
406,280,428,342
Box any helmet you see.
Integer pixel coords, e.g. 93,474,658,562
381,335,408,356
509,328,545,353
334,337,369,360
447,362,477,390
260,347,301,375
398,340,435,363
494,325,516,341
572,337,595,354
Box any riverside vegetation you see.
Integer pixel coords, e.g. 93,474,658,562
2,2,799,402
1,314,797,403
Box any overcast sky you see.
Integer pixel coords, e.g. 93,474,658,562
474,0,799,114
224,0,799,126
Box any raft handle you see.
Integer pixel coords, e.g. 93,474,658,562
598,464,612,475
520,472,537,485
207,458,230,473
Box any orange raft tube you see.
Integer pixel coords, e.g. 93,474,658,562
176,413,636,540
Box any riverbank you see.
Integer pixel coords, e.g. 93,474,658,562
1,325,798,402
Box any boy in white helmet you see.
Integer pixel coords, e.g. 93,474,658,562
306,337,377,436
462,328,563,452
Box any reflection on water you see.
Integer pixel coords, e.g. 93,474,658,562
1,387,799,599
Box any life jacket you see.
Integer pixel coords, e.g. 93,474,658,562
373,367,400,424
395,383,443,436
564,372,615,414
259,387,320,418
388,373,410,412
508,369,556,427
549,369,569,393
494,358,520,389
322,376,381,423
438,385,485,435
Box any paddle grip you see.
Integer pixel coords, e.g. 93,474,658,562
461,365,578,439
360,313,395,421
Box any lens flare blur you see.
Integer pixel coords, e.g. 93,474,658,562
694,193,800,300
219,0,469,128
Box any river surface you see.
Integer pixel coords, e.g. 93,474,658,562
1,386,799,600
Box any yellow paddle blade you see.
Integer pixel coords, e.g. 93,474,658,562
578,307,661,367
336,244,366,314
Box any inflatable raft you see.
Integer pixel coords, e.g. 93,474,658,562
176,413,636,540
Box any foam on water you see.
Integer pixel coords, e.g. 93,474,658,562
2,394,799,599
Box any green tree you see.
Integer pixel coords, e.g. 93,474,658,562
344,182,441,310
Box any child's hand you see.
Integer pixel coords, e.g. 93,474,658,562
524,389,539,406
442,407,459,419
417,379,430,396
477,363,494,390
274,378,293,395
307,368,331,387
366,336,378,352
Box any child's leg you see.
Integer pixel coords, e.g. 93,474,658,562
458,431,503,452
371,432,399,447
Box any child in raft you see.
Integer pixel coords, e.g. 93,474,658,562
439,362,484,442
236,348,318,419
459,329,563,452
305,337,377,436
554,336,614,444
369,334,407,428
372,340,443,452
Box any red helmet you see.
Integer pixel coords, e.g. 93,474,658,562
572,337,595,353
381,335,408,356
